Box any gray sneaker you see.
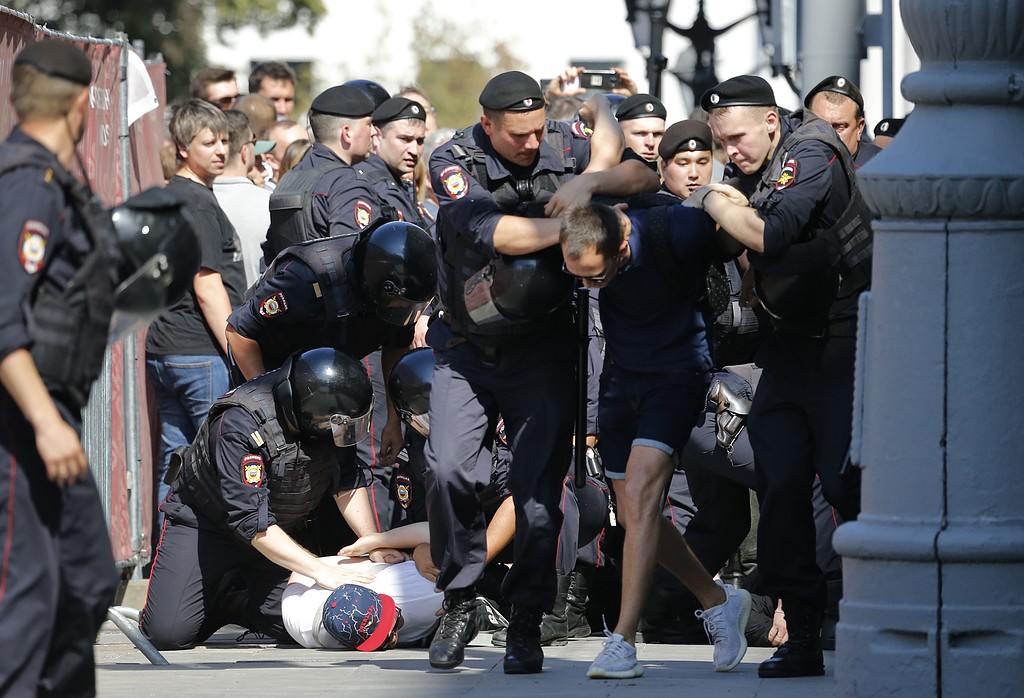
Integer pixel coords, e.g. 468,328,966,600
586,631,644,679
695,582,752,672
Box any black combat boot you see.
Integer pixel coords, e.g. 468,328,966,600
503,604,544,674
565,568,592,639
758,599,825,678
428,588,478,669
492,573,570,647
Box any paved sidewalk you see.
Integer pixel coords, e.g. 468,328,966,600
96,624,836,697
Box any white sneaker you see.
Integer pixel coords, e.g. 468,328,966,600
695,582,752,672
586,631,644,679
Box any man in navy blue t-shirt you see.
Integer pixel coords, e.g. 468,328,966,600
560,202,752,680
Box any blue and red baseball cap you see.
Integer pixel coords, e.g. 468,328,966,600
320,584,400,651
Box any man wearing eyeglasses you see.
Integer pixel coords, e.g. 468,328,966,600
559,202,752,679
190,66,240,111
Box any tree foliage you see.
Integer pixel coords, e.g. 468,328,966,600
410,15,522,130
7,0,326,100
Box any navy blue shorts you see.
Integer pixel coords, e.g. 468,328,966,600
597,362,710,480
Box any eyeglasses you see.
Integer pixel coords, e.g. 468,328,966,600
209,94,239,109
562,258,616,284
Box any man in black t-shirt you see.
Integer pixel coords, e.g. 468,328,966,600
146,99,247,515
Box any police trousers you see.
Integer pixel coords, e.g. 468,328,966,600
424,321,574,609
748,332,861,609
0,398,117,698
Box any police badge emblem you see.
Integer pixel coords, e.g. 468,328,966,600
439,165,468,199
395,474,412,509
241,454,264,486
258,292,289,318
776,158,797,190
354,200,373,229
18,220,49,274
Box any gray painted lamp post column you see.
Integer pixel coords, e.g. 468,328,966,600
833,1,1024,696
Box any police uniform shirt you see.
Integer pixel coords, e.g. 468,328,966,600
0,129,89,372
228,255,414,369
290,142,390,239
599,206,715,374
854,140,882,167
146,176,247,356
355,153,425,227
429,120,591,260
166,406,361,542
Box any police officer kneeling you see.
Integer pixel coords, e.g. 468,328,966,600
140,348,381,649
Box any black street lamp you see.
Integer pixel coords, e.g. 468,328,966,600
625,0,673,98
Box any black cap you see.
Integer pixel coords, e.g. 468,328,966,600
616,93,667,122
310,85,375,118
373,97,427,126
701,75,776,111
479,71,544,112
873,117,905,138
804,74,864,111
658,119,713,160
14,40,92,86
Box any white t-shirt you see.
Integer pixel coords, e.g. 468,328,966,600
282,557,442,649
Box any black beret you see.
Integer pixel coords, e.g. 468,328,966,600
342,79,391,109
701,75,776,111
873,117,905,138
14,40,92,86
616,93,667,122
804,74,864,111
658,119,713,160
310,85,375,118
373,97,427,126
479,71,544,112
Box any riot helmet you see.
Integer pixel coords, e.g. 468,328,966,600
284,348,374,447
355,221,437,326
464,246,574,325
109,187,200,339
342,79,391,109
386,347,434,437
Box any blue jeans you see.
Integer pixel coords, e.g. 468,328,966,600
146,354,229,518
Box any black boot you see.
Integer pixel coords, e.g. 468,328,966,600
503,604,544,674
492,573,570,647
820,579,842,651
758,599,825,678
428,588,479,670
565,568,592,639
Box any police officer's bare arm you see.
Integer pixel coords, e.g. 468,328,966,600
378,346,409,467
252,524,375,588
693,185,766,253
333,486,379,539
225,323,265,380
194,268,234,355
544,158,661,218
580,93,624,172
0,349,87,486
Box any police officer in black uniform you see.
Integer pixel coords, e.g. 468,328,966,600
262,85,395,261
424,70,657,675
140,348,382,649
0,41,197,697
804,75,881,167
356,97,428,227
692,75,870,677
227,221,436,530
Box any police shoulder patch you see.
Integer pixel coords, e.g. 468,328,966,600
241,453,264,486
354,200,373,229
18,220,49,274
258,292,289,318
571,121,593,139
395,473,412,509
775,158,797,190
439,165,469,200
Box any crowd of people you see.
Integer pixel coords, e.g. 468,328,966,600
0,39,906,695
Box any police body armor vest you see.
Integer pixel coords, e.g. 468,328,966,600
178,369,338,532
243,238,365,368
0,142,116,413
356,157,425,227
748,109,874,324
264,161,398,263
442,122,575,340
